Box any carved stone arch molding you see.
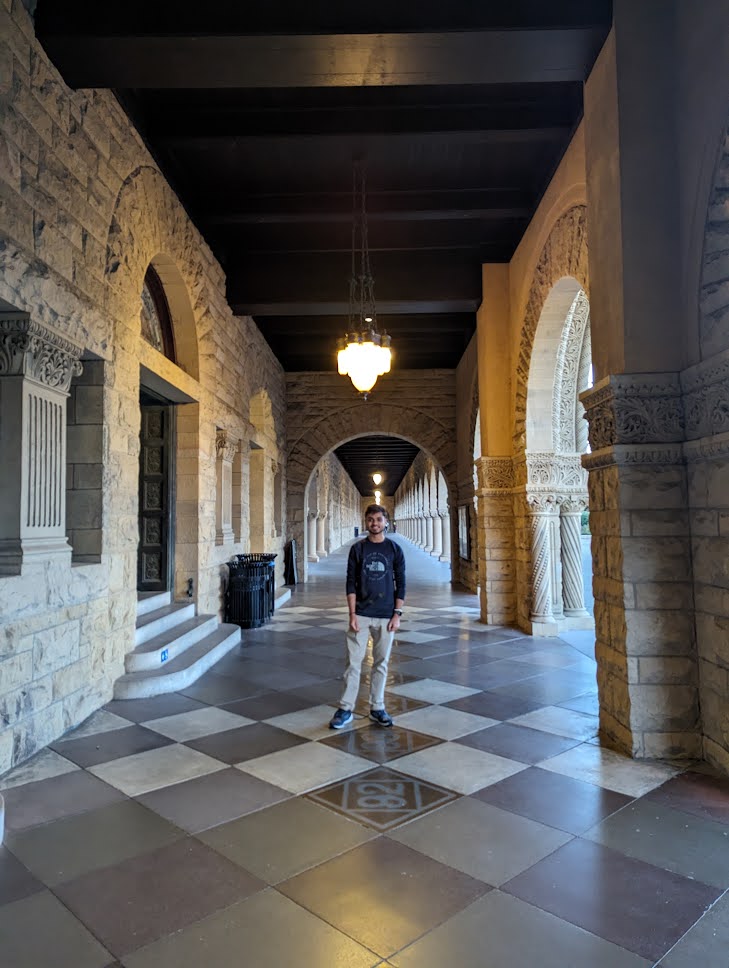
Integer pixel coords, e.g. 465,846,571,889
552,288,591,453
104,165,201,378
514,205,589,453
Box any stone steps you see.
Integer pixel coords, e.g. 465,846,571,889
113,596,241,699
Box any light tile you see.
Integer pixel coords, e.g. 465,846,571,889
507,705,599,740
264,704,363,740
392,742,527,794
388,678,481,704
394,631,448,645
62,710,134,740
141,707,255,741
393,705,498,740
236,742,371,794
0,749,78,791
88,744,226,797
540,743,679,797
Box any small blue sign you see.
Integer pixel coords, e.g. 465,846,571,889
161,649,169,663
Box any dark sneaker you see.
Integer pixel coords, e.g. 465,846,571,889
370,708,393,728
329,708,353,729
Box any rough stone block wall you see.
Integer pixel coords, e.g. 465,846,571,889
0,2,286,773
318,452,361,552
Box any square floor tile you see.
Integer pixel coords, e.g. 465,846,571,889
660,892,729,968
393,705,498,739
88,744,226,797
264,704,346,740
221,691,316,720
198,796,376,883
50,724,175,768
392,742,527,794
308,765,458,830
503,838,721,962
558,692,600,715
180,673,266,704
645,770,729,825
321,725,442,764
456,722,581,765
136,767,290,833
473,766,632,835
491,674,596,705
392,890,650,968
278,836,488,958
62,710,134,740
444,691,545,721
184,722,308,764
55,837,265,957
540,743,679,797
507,704,599,740
387,678,481,704
5,799,182,886
121,889,377,968
141,706,255,741
584,799,729,888
0,890,112,968
103,694,207,723
389,796,571,884
1,768,125,833
236,741,371,794
0,748,78,791
0,846,44,905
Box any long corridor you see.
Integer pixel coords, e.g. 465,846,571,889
1,538,729,967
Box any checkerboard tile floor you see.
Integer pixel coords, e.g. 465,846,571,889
2,538,729,967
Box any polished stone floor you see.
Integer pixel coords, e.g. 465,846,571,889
2,538,729,967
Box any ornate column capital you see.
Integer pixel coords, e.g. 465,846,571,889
0,313,83,391
476,456,514,491
526,491,562,515
560,494,588,515
215,430,239,463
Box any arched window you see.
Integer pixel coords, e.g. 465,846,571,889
140,267,176,361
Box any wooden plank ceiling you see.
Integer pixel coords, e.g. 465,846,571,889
36,1,611,492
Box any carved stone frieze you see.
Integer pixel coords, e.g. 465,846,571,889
215,430,238,463
0,314,84,391
681,349,729,440
475,456,514,491
582,443,685,471
580,374,684,451
525,452,586,490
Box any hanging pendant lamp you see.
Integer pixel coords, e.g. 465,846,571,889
336,161,391,397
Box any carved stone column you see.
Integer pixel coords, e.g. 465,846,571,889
439,511,451,562
307,513,319,562
475,457,515,626
548,508,564,621
560,495,590,617
316,513,327,557
0,313,83,575
425,514,434,553
215,431,238,545
431,512,443,557
526,492,560,632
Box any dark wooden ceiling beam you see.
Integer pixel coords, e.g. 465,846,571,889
39,29,608,89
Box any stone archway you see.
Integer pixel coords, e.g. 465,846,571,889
288,403,456,580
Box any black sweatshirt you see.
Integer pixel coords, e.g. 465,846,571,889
346,537,406,618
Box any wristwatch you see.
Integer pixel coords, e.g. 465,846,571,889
392,609,403,616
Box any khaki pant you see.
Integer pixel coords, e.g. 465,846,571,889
339,617,394,712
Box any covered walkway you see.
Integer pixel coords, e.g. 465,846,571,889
1,539,729,966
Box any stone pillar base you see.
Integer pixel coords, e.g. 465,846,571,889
530,618,561,637
307,554,319,563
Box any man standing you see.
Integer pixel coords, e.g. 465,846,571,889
329,504,406,729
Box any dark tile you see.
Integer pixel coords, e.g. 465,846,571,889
458,659,541,691
0,890,112,968
321,726,442,764
180,673,266,704
184,722,307,764
103,694,206,723
50,725,175,768
456,723,581,765
278,836,488,957
491,675,596,705
228,659,327,691
1,769,125,833
444,691,545,721
136,767,290,833
503,838,721,962
0,846,44,905
645,770,729,825
355,692,429,717
473,766,633,835
221,691,315,720
307,766,459,831
55,837,265,957
291,680,346,705
6,799,183,886
558,692,600,715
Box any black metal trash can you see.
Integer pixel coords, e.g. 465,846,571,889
354,527,359,537
226,553,277,629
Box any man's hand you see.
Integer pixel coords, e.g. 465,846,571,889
349,614,360,633
387,613,401,633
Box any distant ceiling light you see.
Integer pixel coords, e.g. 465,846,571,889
374,489,382,503
372,472,383,486
337,161,392,398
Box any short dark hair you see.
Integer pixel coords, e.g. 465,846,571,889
364,504,388,518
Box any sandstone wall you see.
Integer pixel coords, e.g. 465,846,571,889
0,2,286,773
